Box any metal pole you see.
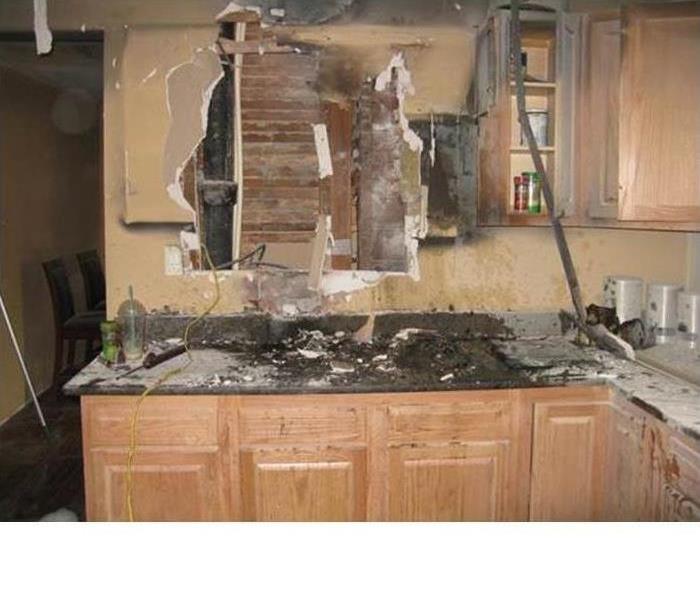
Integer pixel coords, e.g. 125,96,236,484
0,289,49,434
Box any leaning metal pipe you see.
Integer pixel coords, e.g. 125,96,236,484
0,289,49,434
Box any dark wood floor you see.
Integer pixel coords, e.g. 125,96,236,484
0,387,84,521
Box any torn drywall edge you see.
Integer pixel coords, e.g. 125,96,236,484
404,215,421,281
312,123,334,179
308,215,333,291
216,2,262,21
374,52,423,154
163,47,224,215
33,0,53,55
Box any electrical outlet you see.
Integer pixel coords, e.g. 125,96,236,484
164,245,183,276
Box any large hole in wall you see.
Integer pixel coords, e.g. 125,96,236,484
176,7,475,290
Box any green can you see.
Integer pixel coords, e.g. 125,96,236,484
100,320,121,364
524,172,542,214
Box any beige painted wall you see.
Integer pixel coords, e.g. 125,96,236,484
0,68,101,422
0,2,689,336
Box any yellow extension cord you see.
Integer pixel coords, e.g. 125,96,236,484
124,245,221,522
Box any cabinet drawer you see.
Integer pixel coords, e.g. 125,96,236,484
82,396,220,446
667,435,700,504
239,405,365,446
388,399,513,444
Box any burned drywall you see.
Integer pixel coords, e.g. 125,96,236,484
411,114,478,237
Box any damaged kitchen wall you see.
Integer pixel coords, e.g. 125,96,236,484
1,0,691,319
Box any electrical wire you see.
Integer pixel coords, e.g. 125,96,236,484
124,244,221,522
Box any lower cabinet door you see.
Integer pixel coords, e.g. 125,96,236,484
530,402,607,521
388,441,514,521
240,447,367,521
86,447,228,521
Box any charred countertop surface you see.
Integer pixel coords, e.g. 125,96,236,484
64,327,700,441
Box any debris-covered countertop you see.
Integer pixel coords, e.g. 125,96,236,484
63,326,700,441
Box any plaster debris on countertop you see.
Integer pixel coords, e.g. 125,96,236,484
63,313,700,442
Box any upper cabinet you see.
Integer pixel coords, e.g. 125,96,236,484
475,9,580,226
618,1,700,222
477,3,700,230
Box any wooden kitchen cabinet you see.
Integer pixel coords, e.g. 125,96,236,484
81,387,700,521
240,447,367,521
655,425,700,521
603,402,658,521
386,391,531,521
475,8,579,226
81,396,229,521
528,389,609,521
618,1,700,222
388,441,514,521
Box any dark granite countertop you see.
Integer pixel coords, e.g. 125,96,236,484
63,325,700,442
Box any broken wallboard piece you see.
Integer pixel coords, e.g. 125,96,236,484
312,123,334,179
121,27,222,224
308,215,333,291
410,114,477,238
164,49,224,215
33,0,53,55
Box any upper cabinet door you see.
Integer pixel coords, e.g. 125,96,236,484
618,2,700,221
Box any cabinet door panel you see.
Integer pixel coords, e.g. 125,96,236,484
86,447,228,521
580,16,621,219
530,402,607,521
389,442,512,521
241,448,366,521
605,405,656,520
619,2,700,221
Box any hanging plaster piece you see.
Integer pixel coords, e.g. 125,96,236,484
308,215,333,291
33,0,53,55
163,49,223,214
312,124,334,179
404,215,421,281
374,52,423,154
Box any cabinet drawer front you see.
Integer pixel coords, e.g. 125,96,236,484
388,400,513,444
83,396,219,446
239,405,365,445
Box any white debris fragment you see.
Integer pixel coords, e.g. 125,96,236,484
112,57,117,68
374,53,423,154
393,328,426,341
80,24,87,33
440,373,455,382
372,354,388,362
334,331,346,338
299,349,323,359
454,3,462,11
312,123,333,179
331,362,354,374
140,68,158,85
282,304,299,316
33,0,53,55
270,7,286,18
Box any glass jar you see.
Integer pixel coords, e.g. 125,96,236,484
117,286,146,361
